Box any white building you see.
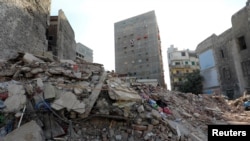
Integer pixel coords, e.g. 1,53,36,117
76,43,93,63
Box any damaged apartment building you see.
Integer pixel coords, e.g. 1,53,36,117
196,0,250,99
47,9,76,60
114,11,166,87
0,0,76,61
167,45,200,91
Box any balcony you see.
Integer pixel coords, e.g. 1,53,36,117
170,73,187,77
169,64,191,69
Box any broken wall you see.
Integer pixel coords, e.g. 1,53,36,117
196,2,250,98
231,5,250,94
56,9,76,60
0,0,51,59
196,35,220,94
214,29,240,99
47,16,58,57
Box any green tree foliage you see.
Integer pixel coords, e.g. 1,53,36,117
179,70,203,94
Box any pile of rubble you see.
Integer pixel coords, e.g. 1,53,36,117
0,52,249,141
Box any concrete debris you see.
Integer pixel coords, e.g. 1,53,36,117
3,120,44,141
51,91,79,111
22,52,44,64
44,83,56,99
0,52,249,141
4,84,26,112
107,78,141,101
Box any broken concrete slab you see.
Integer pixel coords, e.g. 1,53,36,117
165,120,190,136
73,87,83,95
74,72,82,79
31,68,44,74
36,78,44,90
79,71,107,118
7,84,25,96
22,53,44,64
4,94,27,112
108,88,141,101
72,100,86,114
4,83,27,112
51,92,77,111
44,83,56,99
3,120,44,141
107,78,141,101
151,109,162,119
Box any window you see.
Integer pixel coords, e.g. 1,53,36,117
48,45,52,51
130,39,134,46
185,61,188,65
181,52,186,56
175,62,180,65
48,36,53,40
192,62,195,65
220,49,224,58
238,36,247,50
226,89,234,100
146,58,149,62
241,60,250,76
222,67,231,80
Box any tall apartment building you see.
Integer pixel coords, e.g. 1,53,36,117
114,11,166,87
167,45,200,91
76,43,93,63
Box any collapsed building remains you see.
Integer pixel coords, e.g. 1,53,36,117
0,52,249,141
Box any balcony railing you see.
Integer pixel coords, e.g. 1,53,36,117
169,64,191,68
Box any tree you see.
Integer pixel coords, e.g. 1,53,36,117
179,70,203,94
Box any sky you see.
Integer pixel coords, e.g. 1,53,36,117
51,0,246,89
